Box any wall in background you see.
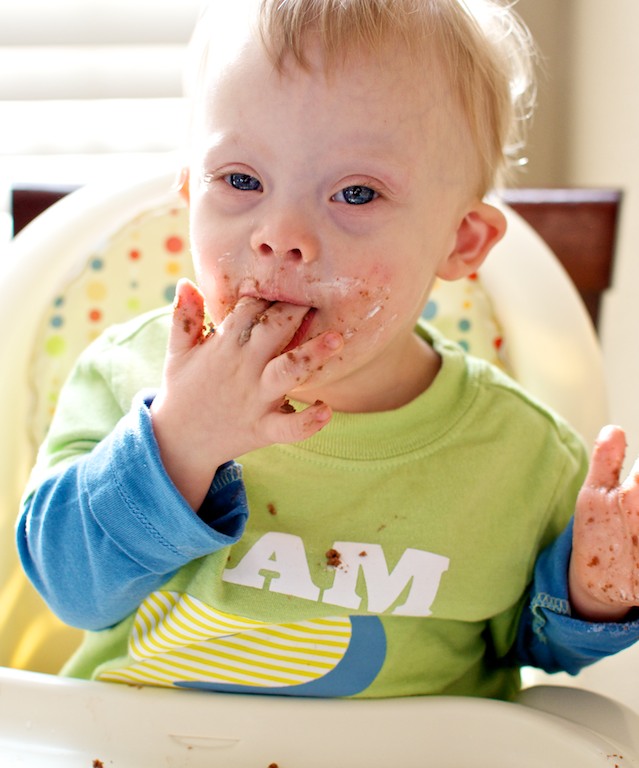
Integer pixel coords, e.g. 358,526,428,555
569,0,639,470
516,0,639,470
512,0,574,187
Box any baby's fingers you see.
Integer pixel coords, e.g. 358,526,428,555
584,425,627,491
262,400,333,445
264,331,343,393
169,278,207,353
619,452,639,507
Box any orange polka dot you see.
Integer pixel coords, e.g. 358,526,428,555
129,249,141,260
165,236,184,254
89,309,102,322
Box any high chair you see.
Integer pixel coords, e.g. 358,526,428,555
0,166,637,766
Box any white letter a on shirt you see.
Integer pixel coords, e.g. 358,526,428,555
222,532,320,601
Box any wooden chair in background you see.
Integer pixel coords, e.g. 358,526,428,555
500,187,622,330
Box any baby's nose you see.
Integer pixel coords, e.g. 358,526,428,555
250,211,319,264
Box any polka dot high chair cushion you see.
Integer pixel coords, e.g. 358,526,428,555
29,203,507,447
30,202,193,446
426,275,505,360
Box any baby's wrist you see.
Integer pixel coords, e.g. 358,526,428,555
568,559,631,623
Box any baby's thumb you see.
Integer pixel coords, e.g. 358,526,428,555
584,424,627,491
168,278,207,353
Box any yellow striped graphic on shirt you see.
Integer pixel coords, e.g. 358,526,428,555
98,591,352,689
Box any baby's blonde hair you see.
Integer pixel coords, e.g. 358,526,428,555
186,0,536,193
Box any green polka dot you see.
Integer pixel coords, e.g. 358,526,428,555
45,335,67,357
127,296,141,312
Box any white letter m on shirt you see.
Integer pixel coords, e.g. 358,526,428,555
322,542,449,617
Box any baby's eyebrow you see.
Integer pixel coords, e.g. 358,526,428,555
200,128,274,163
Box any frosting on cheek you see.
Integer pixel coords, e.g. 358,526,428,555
337,271,394,342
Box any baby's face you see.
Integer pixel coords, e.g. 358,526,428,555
188,30,478,409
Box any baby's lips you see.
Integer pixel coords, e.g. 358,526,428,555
234,295,273,312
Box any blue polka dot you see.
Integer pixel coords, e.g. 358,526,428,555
458,318,471,332
422,300,438,320
90,258,104,271
164,284,177,303
50,315,64,328
458,340,470,352
53,296,64,308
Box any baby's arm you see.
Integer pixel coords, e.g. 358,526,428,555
569,425,639,620
516,518,639,674
18,279,343,628
516,426,639,674
150,279,343,509
17,394,249,630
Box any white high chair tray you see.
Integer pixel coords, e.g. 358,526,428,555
0,668,636,767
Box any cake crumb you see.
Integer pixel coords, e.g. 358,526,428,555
92,760,105,768
326,548,342,567
267,503,277,516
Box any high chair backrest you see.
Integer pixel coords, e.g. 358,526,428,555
0,167,609,672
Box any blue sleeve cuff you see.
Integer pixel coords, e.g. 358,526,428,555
517,518,639,674
88,394,248,571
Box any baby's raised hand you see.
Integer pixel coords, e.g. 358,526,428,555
570,425,639,621
150,279,343,509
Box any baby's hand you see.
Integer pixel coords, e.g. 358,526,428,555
569,425,639,621
150,279,343,509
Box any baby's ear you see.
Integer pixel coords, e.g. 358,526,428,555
437,201,507,280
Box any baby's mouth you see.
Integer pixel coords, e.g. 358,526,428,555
282,306,317,354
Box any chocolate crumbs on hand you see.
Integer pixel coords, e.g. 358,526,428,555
198,322,215,343
279,398,296,414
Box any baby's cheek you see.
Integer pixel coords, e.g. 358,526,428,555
338,268,394,341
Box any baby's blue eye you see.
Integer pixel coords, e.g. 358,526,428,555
333,185,378,205
226,173,262,192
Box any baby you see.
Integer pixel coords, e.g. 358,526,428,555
17,0,639,700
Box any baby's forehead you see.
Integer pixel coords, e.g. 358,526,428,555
187,0,518,194
193,29,478,194
202,27,457,126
